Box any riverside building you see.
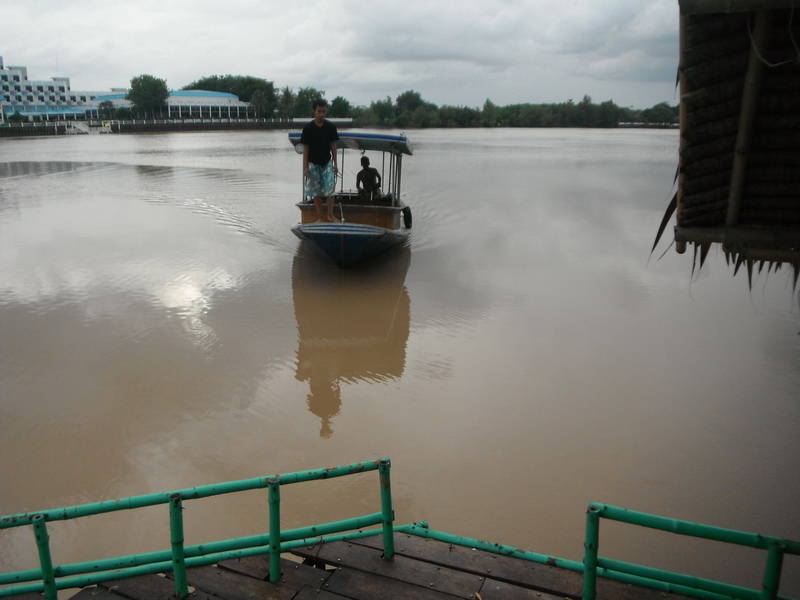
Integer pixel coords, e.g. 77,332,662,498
0,57,250,122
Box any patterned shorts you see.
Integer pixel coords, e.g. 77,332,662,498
305,162,336,198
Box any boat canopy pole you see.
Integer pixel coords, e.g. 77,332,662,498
388,154,396,201
381,153,387,195
395,155,403,206
338,146,345,194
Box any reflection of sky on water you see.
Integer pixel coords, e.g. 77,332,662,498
0,158,299,515
0,164,266,325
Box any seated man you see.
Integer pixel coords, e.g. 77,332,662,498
356,156,382,201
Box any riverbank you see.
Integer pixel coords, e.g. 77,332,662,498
0,118,302,137
0,118,676,138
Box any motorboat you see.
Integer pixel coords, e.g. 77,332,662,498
288,131,413,268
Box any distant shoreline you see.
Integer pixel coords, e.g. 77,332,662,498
0,118,677,138
0,118,299,138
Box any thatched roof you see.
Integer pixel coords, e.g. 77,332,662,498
657,0,800,282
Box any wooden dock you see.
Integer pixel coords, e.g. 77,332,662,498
54,533,693,600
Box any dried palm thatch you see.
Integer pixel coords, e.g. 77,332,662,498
654,0,800,290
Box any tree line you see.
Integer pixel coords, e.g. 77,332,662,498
114,74,679,128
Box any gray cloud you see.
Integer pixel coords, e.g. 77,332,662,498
2,0,679,109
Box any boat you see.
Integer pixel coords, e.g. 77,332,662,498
288,131,413,268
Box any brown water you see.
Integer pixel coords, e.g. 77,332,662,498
1,129,799,594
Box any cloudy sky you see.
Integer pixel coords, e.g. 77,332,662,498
3,0,679,110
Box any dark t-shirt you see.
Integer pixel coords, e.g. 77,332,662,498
301,119,340,166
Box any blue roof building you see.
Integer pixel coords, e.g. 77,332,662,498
1,57,251,122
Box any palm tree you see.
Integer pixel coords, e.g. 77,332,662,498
278,87,294,119
249,90,267,118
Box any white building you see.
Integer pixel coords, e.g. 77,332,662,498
0,56,108,121
1,57,251,122
87,90,251,119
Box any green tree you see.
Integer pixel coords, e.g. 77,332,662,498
293,87,325,118
114,107,134,120
277,86,295,119
126,74,169,117
395,90,425,116
596,100,622,127
410,105,441,127
8,111,25,123
244,79,276,117
554,100,576,127
183,75,276,117
370,96,395,127
482,99,499,127
184,75,231,94
249,89,270,118
642,102,678,125
98,100,115,119
618,106,639,123
329,96,352,118
574,95,598,127
516,104,537,127
352,106,379,127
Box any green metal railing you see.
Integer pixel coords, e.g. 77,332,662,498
0,458,396,600
582,502,800,600
391,517,799,600
3,463,798,600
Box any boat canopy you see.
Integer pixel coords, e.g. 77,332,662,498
289,131,413,156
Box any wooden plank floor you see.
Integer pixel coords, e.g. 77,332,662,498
65,533,695,600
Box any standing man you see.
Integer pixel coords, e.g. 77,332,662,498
301,98,339,223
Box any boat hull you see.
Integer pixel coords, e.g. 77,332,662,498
291,222,408,268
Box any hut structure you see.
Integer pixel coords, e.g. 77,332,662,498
657,0,800,284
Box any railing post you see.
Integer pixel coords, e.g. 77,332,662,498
32,515,57,600
169,493,189,598
582,504,602,600
268,477,281,583
761,540,785,600
378,457,395,559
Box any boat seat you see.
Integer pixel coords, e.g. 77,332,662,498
330,192,394,207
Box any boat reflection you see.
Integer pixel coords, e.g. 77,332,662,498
292,244,411,437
